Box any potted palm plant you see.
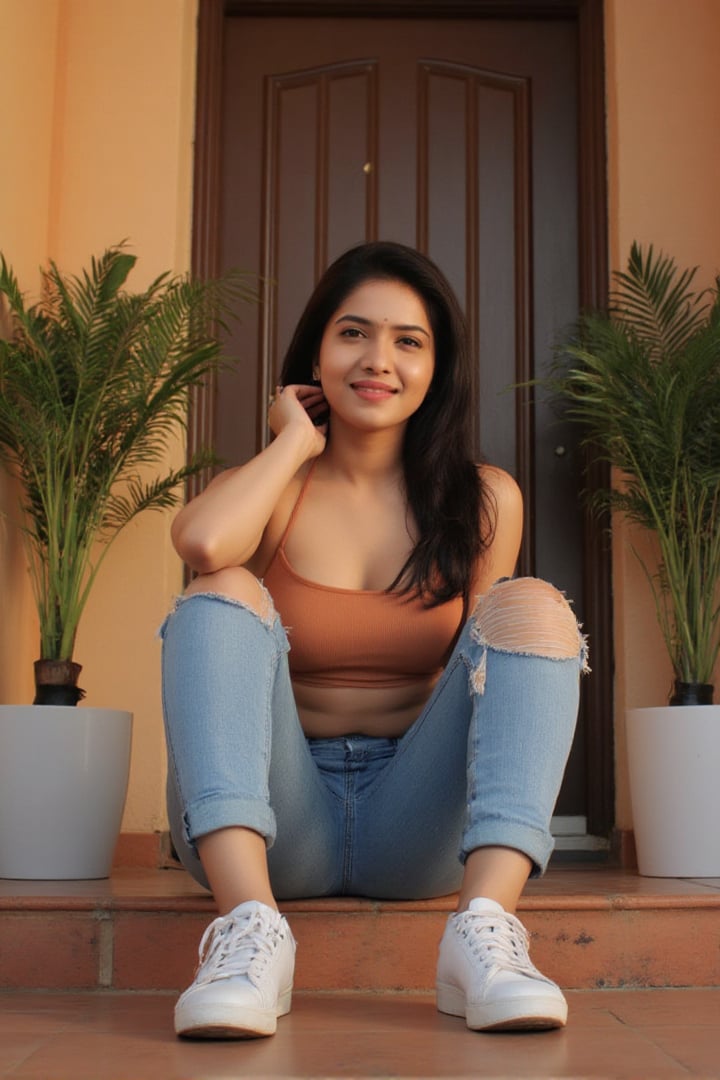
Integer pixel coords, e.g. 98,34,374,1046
554,242,720,875
0,244,253,878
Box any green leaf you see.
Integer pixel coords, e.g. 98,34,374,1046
98,250,137,302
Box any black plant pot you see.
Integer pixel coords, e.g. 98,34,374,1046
669,680,714,706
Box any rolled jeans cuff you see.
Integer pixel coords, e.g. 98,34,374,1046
460,820,554,878
183,794,277,850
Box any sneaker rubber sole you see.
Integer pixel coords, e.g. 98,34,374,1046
436,982,567,1032
175,987,292,1039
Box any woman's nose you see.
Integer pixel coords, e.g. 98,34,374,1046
361,338,392,373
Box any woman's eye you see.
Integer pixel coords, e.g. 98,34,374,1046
340,327,364,338
398,336,421,348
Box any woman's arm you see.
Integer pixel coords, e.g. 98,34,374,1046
470,465,524,598
171,385,326,574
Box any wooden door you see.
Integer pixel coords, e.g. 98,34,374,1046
191,0,613,841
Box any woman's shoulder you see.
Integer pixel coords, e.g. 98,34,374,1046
477,463,523,510
471,464,523,588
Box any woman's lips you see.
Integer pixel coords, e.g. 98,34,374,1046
350,380,398,401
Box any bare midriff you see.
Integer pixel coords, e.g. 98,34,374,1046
295,675,439,738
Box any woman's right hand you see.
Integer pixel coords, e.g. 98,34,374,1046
268,383,328,458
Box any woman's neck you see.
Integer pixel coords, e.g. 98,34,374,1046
320,421,405,485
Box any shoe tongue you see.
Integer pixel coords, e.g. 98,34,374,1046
227,899,274,920
467,897,505,916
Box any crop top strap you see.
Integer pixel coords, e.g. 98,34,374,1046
274,458,318,554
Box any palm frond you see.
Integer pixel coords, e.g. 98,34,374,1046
0,244,256,664
551,243,720,693
611,242,710,360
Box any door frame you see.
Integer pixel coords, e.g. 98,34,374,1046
189,0,614,839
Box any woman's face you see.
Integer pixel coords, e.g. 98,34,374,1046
314,278,435,432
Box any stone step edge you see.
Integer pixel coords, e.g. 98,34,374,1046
2,890,719,914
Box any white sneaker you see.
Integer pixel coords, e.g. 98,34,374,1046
436,897,567,1031
175,900,296,1039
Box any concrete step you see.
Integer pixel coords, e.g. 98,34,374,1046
1,866,719,992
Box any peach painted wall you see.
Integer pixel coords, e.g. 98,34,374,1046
605,0,720,828
0,1,62,705
0,0,198,834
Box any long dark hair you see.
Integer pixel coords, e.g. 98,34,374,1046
280,241,495,604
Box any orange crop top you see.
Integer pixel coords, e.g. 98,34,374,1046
262,466,465,689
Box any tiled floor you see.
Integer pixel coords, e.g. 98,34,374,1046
1,987,719,1078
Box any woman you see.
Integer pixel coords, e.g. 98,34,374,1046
160,241,587,1040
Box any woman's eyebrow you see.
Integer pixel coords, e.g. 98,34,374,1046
334,313,431,339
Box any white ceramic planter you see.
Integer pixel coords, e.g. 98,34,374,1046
626,705,720,877
0,705,132,880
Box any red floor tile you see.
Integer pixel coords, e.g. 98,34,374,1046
0,913,99,990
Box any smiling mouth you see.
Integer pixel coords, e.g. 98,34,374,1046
350,381,398,395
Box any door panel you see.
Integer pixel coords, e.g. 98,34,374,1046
217,14,587,818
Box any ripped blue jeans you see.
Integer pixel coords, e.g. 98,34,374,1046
160,577,588,900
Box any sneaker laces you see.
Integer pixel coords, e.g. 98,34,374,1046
193,906,285,989
454,909,542,981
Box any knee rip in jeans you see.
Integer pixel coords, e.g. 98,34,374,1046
468,577,590,694
175,581,277,628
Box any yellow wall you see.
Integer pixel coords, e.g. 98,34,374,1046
605,0,720,827
1,0,719,843
0,1,62,705
0,0,198,833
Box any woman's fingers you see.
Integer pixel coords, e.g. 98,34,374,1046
268,384,328,443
